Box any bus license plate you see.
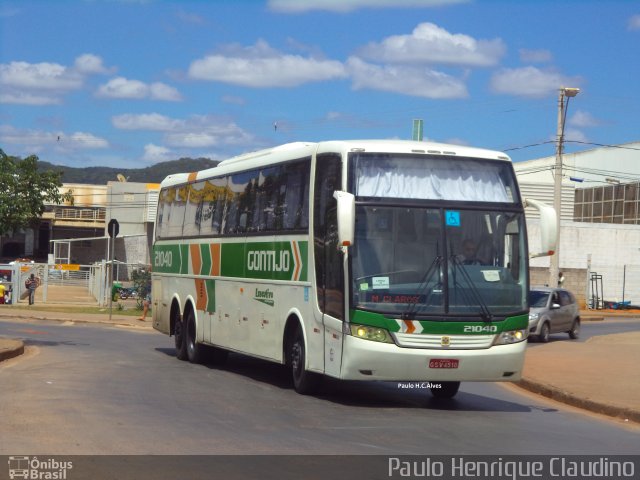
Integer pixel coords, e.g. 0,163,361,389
429,359,459,369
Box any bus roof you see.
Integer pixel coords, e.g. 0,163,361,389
159,139,512,188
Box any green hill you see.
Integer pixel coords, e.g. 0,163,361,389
37,157,219,185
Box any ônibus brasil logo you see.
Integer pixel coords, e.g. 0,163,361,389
8,456,73,479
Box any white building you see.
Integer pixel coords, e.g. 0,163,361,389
514,141,640,307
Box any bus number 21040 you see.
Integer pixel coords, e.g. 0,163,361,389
463,325,498,333
154,250,173,268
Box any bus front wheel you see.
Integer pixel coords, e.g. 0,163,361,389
289,327,321,395
430,381,460,399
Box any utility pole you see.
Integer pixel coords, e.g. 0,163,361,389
549,87,579,287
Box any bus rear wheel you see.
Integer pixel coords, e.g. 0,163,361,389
174,311,187,361
430,381,460,399
289,327,321,395
186,309,204,364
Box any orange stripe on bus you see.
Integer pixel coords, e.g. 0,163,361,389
188,172,198,183
195,279,207,311
403,320,416,334
210,243,221,276
293,241,301,281
190,244,202,275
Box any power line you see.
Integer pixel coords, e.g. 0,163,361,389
564,140,640,151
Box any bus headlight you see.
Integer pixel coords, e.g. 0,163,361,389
349,324,394,343
493,329,528,345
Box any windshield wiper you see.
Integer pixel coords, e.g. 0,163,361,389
449,254,493,322
401,255,443,320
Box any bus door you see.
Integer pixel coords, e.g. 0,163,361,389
314,153,344,377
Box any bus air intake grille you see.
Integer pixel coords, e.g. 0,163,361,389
392,333,495,349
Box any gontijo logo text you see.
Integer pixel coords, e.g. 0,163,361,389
247,250,289,273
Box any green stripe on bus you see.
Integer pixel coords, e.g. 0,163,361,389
153,241,308,282
152,244,182,274
180,245,189,274
349,310,528,334
206,279,216,312
200,243,212,276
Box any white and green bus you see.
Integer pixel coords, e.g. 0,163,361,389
152,140,556,399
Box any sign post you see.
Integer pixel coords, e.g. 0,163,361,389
107,219,119,322
412,119,424,141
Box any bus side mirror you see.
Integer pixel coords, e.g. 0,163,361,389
333,191,355,248
524,197,557,258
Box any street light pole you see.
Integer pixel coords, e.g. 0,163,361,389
549,86,579,287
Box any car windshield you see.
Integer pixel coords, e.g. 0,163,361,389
529,290,550,308
350,205,528,318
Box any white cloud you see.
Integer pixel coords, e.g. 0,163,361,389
112,113,179,131
347,57,468,99
519,49,552,63
112,113,256,149
149,82,182,101
563,127,589,144
0,61,82,91
66,132,110,149
357,22,505,67
568,110,601,128
74,54,112,74
490,66,581,98
188,40,347,87
0,91,62,106
0,54,111,105
268,0,468,13
143,143,173,163
164,119,253,148
97,77,147,99
96,77,182,101
628,14,640,30
0,125,109,151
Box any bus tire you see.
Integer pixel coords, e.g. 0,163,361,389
174,311,187,361
430,381,460,399
289,326,321,395
186,309,204,364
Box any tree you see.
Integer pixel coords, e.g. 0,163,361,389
0,149,70,236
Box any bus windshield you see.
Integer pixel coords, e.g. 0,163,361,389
350,205,527,318
352,153,518,203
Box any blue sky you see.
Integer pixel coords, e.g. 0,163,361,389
1,0,639,169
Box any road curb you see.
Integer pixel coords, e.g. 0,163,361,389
517,378,640,424
0,311,152,329
0,338,25,363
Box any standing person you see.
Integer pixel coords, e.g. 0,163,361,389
25,274,37,305
0,281,5,305
558,271,566,288
138,279,151,321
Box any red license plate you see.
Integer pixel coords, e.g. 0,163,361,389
429,359,459,369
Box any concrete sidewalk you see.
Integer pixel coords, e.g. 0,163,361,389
1,306,638,423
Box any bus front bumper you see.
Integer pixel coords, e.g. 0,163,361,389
340,335,526,382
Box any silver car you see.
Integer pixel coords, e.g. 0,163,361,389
528,287,580,342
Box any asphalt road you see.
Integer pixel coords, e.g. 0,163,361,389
1,318,638,456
